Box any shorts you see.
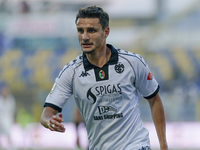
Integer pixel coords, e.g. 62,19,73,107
138,146,151,150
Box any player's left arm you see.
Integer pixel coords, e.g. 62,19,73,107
147,93,168,150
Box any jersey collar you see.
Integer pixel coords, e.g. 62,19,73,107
83,44,119,71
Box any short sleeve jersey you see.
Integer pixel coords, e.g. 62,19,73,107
44,44,159,150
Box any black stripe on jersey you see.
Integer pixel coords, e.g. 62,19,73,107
144,85,160,99
58,63,71,78
58,61,83,78
118,52,146,67
44,102,62,112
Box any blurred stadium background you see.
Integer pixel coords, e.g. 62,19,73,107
0,0,200,149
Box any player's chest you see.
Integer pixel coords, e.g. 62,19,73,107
75,62,132,87
73,63,135,103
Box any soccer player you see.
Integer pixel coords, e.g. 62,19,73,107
40,6,168,150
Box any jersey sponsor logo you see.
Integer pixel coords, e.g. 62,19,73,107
98,95,122,103
79,71,90,77
87,88,97,104
98,106,117,115
86,83,122,104
99,70,105,79
50,83,56,94
115,63,124,74
147,72,153,80
93,113,123,120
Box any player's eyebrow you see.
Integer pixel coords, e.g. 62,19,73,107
77,27,97,30
77,27,98,32
77,27,82,30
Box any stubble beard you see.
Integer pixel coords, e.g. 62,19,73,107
84,49,96,54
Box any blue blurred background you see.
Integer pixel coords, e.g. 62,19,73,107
0,0,200,149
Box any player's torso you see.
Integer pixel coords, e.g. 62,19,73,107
73,55,138,124
69,49,150,150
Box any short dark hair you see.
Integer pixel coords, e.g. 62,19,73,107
75,5,109,30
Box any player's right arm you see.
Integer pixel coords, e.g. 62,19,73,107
40,106,66,132
40,59,77,132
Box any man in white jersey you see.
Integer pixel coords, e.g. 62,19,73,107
40,6,168,150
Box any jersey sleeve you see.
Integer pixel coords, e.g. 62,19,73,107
44,64,74,112
133,54,159,99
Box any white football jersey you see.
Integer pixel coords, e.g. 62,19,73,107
44,44,159,150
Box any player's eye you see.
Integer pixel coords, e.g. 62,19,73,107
88,29,96,33
77,29,84,33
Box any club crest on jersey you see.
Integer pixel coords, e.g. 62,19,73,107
99,70,105,79
115,63,124,74
147,72,153,80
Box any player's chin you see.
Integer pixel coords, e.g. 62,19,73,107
82,48,95,54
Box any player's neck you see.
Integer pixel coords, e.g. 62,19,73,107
86,45,111,68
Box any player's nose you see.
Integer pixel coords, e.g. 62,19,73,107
82,32,89,40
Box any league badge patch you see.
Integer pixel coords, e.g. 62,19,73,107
50,83,57,94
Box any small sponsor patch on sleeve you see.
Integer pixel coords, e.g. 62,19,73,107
147,72,153,80
50,83,57,94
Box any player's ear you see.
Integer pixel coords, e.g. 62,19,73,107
104,27,110,38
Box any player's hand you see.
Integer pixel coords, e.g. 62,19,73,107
48,113,66,132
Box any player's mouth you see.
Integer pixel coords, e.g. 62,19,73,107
82,43,93,48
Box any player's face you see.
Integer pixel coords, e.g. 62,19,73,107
76,18,109,54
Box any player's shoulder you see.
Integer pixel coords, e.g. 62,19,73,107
63,54,83,69
117,49,147,66
58,54,83,78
